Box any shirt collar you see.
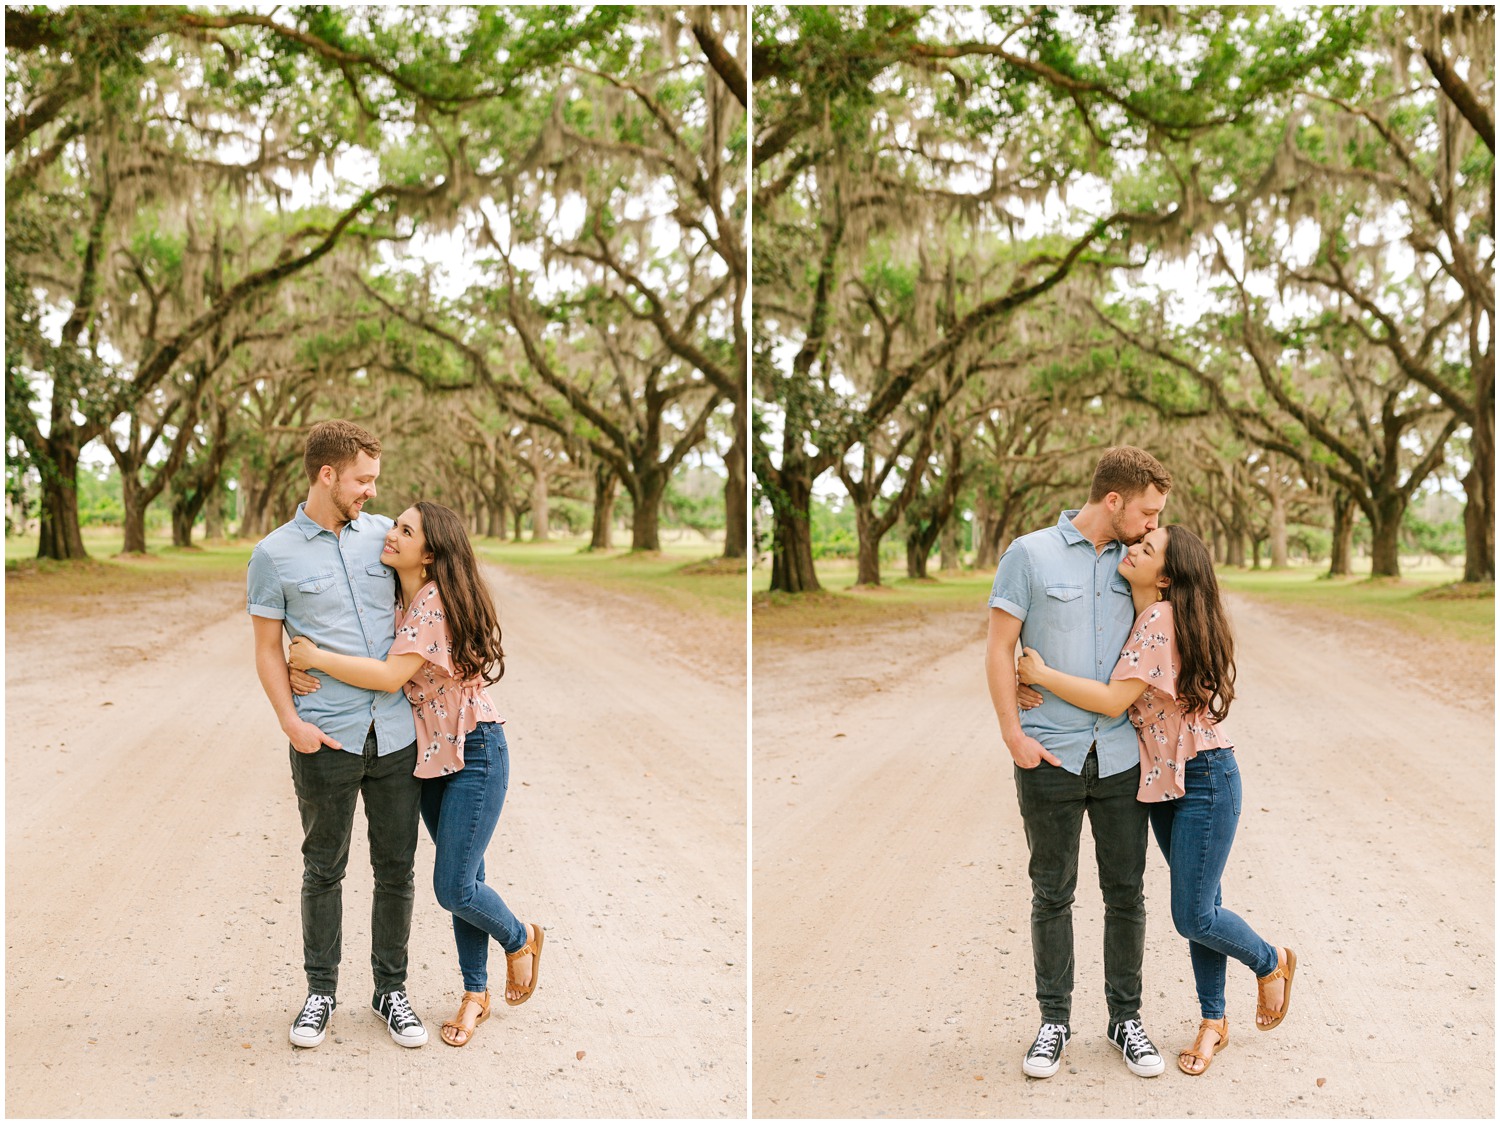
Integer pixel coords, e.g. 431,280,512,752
294,502,362,540
1058,508,1126,555
1057,509,1087,545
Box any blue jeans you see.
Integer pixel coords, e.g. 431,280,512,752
419,722,526,992
1147,749,1278,1018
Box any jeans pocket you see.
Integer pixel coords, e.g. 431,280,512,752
1225,759,1242,816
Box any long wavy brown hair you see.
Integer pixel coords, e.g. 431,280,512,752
1161,525,1235,722
415,501,505,686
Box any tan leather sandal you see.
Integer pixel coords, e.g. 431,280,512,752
505,923,544,1007
1177,1016,1228,1075
1256,947,1297,1031
440,990,490,1047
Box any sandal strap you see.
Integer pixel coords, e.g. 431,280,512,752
449,991,489,1025
1179,1018,1227,1069
507,938,537,962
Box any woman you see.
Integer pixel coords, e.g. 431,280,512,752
1017,524,1293,1076
289,500,542,1048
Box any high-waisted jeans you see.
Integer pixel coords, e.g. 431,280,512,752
419,721,526,992
1013,749,1149,1029
1147,748,1278,1018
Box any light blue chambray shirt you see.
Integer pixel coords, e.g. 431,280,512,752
246,504,417,756
988,509,1140,778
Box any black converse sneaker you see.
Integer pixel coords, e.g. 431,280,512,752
372,989,428,1047
1022,1021,1071,1078
1108,1017,1165,1077
289,993,335,1048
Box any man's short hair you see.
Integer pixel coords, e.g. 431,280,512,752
304,419,381,483
1088,446,1173,503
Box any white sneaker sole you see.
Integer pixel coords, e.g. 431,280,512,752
1117,1046,1164,1077
289,1024,327,1048
1022,1054,1063,1078
373,1008,428,1048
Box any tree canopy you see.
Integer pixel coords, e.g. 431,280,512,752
6,4,747,559
752,4,1492,588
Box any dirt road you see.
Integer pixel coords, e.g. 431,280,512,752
752,593,1493,1117
6,563,746,1118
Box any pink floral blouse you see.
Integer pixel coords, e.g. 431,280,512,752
1111,601,1232,801
388,581,500,778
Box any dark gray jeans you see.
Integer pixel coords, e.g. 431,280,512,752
1013,748,1148,1028
288,727,421,997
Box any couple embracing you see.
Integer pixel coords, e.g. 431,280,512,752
986,446,1296,1079
247,419,542,1050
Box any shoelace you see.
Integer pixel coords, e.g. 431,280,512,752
385,991,419,1029
1030,1023,1065,1056
1119,1019,1154,1056
296,995,331,1028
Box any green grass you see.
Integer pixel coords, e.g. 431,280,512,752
6,529,254,612
474,535,747,622
754,555,1492,647
1215,561,1492,647
753,559,992,638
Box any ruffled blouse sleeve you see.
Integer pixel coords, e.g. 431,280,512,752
388,582,455,678
1111,601,1178,699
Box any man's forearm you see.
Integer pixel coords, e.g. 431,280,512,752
255,645,301,731
985,645,1025,744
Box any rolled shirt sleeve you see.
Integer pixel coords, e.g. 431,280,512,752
988,540,1032,621
246,545,286,621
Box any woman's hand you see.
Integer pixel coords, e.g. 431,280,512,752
1017,646,1050,686
287,635,322,672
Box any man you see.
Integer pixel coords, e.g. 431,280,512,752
984,445,1173,1080
247,419,429,1049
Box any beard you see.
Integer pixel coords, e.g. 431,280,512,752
330,481,366,524
1111,509,1145,545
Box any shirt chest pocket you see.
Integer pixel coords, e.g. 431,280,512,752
1043,583,1086,632
358,562,397,609
294,571,342,632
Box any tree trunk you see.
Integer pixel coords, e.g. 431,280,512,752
530,465,550,543
630,470,667,552
973,492,1000,573
204,486,226,540
939,516,961,572
37,441,87,560
590,463,617,551
1463,369,1495,582
1368,493,1404,578
722,407,747,559
769,463,820,593
905,531,932,579
487,500,507,540
1223,529,1246,568
171,503,195,547
120,472,149,554
852,500,882,586
1268,486,1288,568
1329,492,1357,576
